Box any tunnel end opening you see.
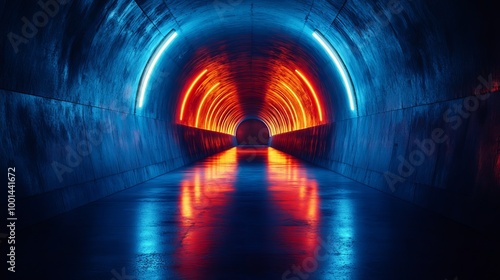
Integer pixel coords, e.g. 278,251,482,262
236,119,270,146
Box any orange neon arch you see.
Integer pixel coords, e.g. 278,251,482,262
177,64,325,136
206,93,232,131
281,82,308,128
267,88,300,131
295,70,323,122
195,82,220,127
180,69,208,121
258,64,325,135
177,62,243,135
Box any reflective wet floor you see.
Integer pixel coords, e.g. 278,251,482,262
7,147,500,279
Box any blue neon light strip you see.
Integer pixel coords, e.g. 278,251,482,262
137,30,178,108
312,30,356,111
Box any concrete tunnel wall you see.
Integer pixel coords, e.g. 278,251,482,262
0,91,234,227
1,0,499,230
269,0,500,232
271,94,500,232
0,0,235,227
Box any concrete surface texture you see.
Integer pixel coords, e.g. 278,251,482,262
0,0,499,278
4,147,499,279
1,0,498,230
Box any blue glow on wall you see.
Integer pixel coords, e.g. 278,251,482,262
137,30,178,108
312,30,356,111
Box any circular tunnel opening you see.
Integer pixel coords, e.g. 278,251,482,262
236,119,270,146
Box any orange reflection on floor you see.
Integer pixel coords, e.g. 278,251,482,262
176,148,237,278
266,148,320,252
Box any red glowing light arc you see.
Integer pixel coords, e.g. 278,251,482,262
178,67,324,136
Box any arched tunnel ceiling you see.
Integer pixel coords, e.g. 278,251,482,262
139,0,349,135
1,0,500,234
168,31,341,135
0,0,498,132
135,0,500,127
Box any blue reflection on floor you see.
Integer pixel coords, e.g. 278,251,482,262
10,147,500,279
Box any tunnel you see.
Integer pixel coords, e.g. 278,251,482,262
1,0,500,279
236,119,270,145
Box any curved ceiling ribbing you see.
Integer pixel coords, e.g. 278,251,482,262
134,0,351,133
173,35,330,135
4,0,500,127
4,1,496,127
132,0,498,127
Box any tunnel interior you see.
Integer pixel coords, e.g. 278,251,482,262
236,119,270,145
1,0,500,278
